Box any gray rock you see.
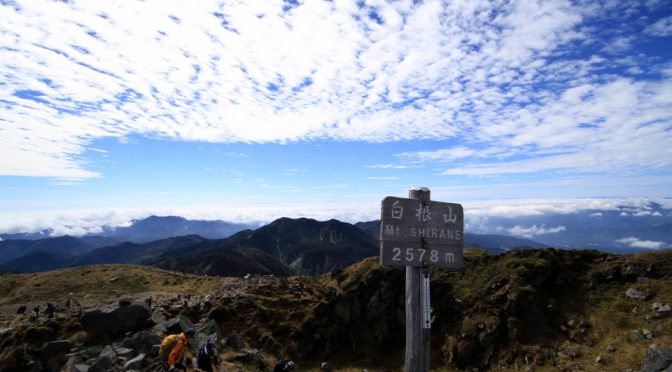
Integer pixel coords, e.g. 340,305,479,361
121,330,161,355
88,354,114,372
80,304,151,342
640,344,672,372
653,304,672,319
226,331,245,351
150,311,166,326
197,319,221,340
83,345,103,358
626,288,649,301
72,364,90,372
164,314,195,335
150,344,160,357
38,340,74,370
119,294,132,306
62,352,86,372
233,349,267,370
114,346,134,358
123,353,145,370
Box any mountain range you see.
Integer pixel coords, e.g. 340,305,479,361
0,212,666,274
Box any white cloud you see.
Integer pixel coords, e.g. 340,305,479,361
1,0,669,180
645,16,672,36
616,237,667,250
508,224,567,239
366,164,409,169
2,197,669,238
462,198,672,219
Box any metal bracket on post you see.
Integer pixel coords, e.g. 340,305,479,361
422,271,431,329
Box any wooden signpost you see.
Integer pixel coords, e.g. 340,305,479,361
379,187,464,372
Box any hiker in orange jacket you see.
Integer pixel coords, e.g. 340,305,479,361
168,328,195,370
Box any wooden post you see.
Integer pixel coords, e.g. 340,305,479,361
405,187,431,372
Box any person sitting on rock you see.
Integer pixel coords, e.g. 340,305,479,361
160,328,195,371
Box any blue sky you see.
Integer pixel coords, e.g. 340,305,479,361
1,0,671,237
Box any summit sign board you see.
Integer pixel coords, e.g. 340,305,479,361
380,196,464,269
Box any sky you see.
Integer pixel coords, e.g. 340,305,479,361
1,0,671,236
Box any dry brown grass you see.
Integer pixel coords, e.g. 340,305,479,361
0,264,227,313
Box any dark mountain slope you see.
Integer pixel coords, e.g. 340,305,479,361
148,247,293,277
0,236,95,264
151,218,379,276
209,217,378,275
74,235,211,265
0,251,78,272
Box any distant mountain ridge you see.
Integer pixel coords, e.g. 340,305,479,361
146,217,379,276
0,215,253,243
0,217,380,276
1,213,665,274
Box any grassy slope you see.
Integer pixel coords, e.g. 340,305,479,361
0,264,226,312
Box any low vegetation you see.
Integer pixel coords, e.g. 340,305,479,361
0,249,670,371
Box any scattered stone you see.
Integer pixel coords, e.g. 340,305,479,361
595,355,608,365
16,305,27,314
113,346,133,359
72,364,90,372
123,353,145,370
642,328,653,339
120,330,161,355
226,331,246,351
626,288,650,301
607,344,616,352
653,324,664,338
88,354,114,372
640,344,672,372
652,303,672,319
109,276,119,283
628,330,644,342
118,294,132,306
232,349,267,370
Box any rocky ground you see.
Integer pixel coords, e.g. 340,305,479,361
0,248,671,371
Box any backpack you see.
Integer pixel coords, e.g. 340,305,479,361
158,334,180,361
197,344,211,367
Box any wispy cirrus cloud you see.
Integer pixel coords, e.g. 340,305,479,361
1,0,670,181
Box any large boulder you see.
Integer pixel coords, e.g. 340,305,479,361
641,345,672,372
80,304,151,342
121,330,162,355
38,340,74,370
